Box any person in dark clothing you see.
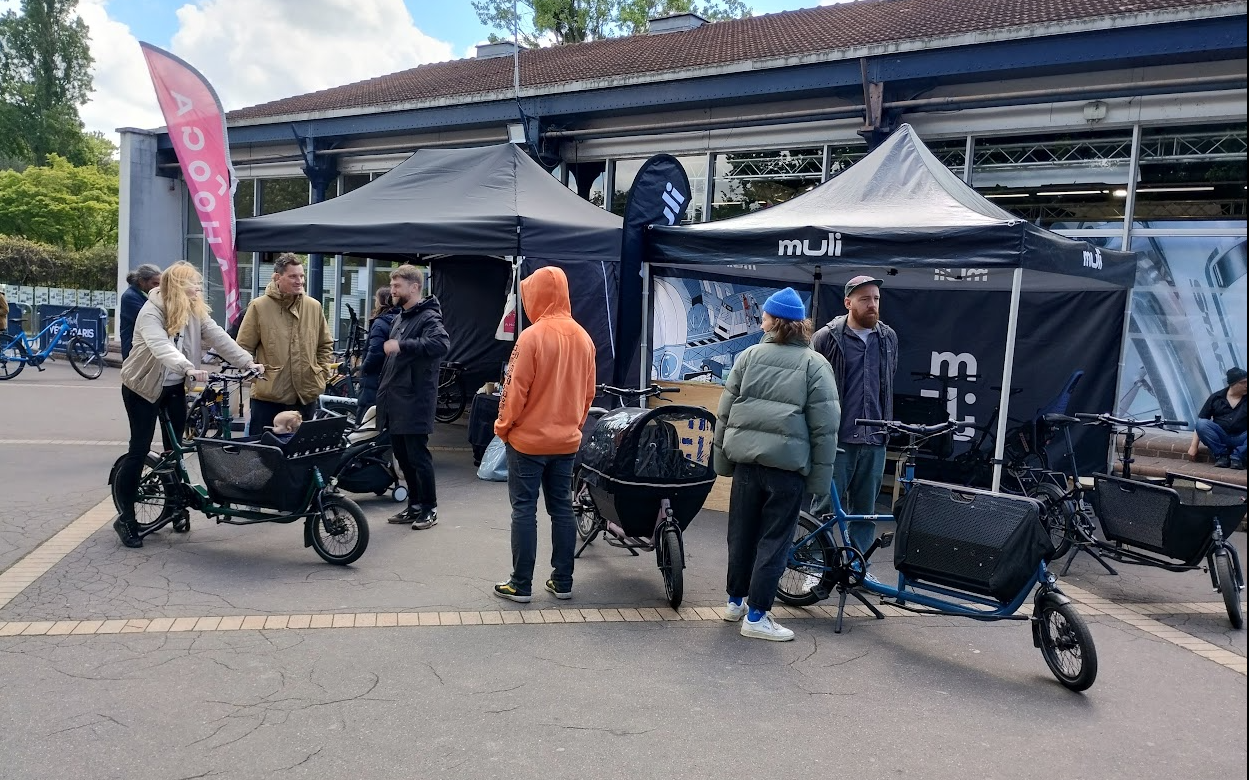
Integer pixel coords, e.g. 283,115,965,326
375,264,450,530
357,288,398,423
119,264,163,359
1189,367,1247,469
810,275,899,553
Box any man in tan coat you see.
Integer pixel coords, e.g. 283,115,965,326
237,253,334,433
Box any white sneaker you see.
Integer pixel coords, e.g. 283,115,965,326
740,613,795,642
723,600,748,622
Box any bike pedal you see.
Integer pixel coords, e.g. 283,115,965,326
812,585,830,600
877,532,895,549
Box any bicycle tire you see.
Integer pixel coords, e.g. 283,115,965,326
1037,601,1098,692
659,525,684,610
1029,481,1074,559
110,452,177,534
309,493,370,565
0,340,25,379
435,374,467,423
573,475,597,541
1214,550,1243,630
776,515,836,607
67,337,103,379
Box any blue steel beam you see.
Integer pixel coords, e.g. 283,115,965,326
162,15,1245,150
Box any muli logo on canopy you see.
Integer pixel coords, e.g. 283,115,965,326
778,233,843,257
1082,247,1103,270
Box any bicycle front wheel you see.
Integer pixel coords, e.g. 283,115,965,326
0,340,25,380
435,374,467,423
67,337,103,379
1038,601,1098,692
776,514,836,607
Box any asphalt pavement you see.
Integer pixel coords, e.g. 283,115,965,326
0,361,1244,780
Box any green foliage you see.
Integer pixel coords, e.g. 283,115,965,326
0,154,119,250
0,234,116,289
472,0,750,46
0,0,95,166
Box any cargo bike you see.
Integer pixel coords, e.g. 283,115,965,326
108,371,370,565
573,384,717,609
1059,413,1246,629
779,418,1098,692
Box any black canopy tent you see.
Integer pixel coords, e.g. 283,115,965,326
236,143,623,385
645,124,1138,491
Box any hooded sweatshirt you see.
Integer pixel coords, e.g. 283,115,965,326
494,266,597,455
236,281,334,405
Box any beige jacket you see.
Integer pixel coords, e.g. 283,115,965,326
236,281,334,405
120,288,253,403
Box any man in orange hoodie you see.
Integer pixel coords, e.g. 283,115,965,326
493,266,597,603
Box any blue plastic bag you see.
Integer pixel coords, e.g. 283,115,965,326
476,436,508,481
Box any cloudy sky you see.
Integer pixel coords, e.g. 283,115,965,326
1,0,851,140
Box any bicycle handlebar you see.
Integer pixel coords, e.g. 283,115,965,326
207,367,264,383
597,383,679,399
855,418,959,436
1074,412,1188,429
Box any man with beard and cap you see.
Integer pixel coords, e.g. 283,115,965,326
810,275,899,554
237,253,335,433
376,264,450,530
492,266,597,604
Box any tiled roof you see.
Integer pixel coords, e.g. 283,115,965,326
227,0,1235,122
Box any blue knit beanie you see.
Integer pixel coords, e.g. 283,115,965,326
762,287,806,321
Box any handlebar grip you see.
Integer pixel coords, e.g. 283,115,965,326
658,385,680,394
1161,419,1188,428
1074,413,1103,420
855,419,889,427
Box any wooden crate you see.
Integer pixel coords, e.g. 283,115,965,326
650,381,731,512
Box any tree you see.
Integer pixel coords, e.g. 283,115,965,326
0,154,119,250
0,0,94,166
472,0,750,46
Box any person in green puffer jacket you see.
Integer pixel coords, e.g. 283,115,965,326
713,287,840,642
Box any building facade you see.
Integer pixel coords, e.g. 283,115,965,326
117,0,1247,422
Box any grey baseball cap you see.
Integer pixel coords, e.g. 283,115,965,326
844,275,884,297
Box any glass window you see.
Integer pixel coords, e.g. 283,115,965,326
338,256,370,343
711,147,824,221
972,129,1134,228
259,178,311,215
1134,123,1247,223
234,179,256,218
611,155,707,222
342,174,371,194
567,161,607,207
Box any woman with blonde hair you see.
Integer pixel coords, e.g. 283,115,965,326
114,261,264,548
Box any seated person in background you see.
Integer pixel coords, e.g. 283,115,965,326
267,410,303,446
1189,367,1247,469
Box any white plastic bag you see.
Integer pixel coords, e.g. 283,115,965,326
476,436,509,481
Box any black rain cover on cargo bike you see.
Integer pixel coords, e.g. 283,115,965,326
580,406,716,485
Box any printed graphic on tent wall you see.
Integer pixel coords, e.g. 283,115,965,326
1112,225,1247,423
650,277,810,384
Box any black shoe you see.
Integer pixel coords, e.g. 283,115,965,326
411,507,438,530
387,505,421,524
1232,459,1245,470
112,515,142,548
1215,456,1231,468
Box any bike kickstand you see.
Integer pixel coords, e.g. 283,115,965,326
833,589,848,634
1061,544,1117,576
848,588,886,620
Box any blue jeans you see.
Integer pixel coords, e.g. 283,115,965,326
1196,419,1247,464
506,445,576,593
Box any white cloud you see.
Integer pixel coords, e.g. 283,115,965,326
73,0,456,142
170,0,454,110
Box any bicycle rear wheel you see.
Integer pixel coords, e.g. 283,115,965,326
1030,482,1074,559
67,337,104,379
110,452,176,533
776,515,836,607
0,340,25,380
435,373,467,423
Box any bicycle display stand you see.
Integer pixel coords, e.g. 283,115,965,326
38,305,108,355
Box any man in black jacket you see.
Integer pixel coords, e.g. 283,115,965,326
376,265,450,529
119,264,162,359
811,276,899,553
1189,367,1247,469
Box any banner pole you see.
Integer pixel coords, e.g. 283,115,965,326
639,262,651,390
991,267,1024,493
